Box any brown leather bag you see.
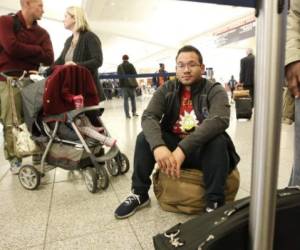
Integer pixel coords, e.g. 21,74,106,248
152,168,240,214
233,89,250,99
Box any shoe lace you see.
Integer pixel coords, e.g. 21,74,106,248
124,194,140,205
205,207,214,213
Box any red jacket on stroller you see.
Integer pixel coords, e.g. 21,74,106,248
43,65,99,116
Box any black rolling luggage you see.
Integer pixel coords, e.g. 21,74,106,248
153,187,300,250
235,97,252,119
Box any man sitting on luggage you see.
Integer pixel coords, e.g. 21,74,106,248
114,45,239,219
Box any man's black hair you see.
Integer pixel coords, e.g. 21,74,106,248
176,45,203,64
122,54,129,61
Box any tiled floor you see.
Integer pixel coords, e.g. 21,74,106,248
0,94,294,250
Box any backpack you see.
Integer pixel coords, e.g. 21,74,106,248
11,13,22,33
0,13,21,53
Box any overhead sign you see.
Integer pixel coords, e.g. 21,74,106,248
180,0,256,8
214,15,256,47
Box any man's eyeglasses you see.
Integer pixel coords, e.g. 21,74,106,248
176,63,201,71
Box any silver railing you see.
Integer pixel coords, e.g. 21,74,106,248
250,0,288,249
181,0,288,249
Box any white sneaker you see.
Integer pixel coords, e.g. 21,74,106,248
10,158,22,175
205,201,222,213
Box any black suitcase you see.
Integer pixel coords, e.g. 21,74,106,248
153,187,300,250
235,97,252,119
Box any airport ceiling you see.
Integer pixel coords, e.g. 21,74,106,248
0,0,253,71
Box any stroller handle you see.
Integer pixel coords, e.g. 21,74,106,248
42,104,104,123
66,104,104,121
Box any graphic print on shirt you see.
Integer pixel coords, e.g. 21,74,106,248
179,110,198,132
172,88,199,136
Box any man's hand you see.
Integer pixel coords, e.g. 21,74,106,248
153,146,177,177
171,147,186,178
286,61,300,98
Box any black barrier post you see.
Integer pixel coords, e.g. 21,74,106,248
179,0,256,7
99,72,176,80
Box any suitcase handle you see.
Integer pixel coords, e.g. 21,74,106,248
224,198,250,217
278,186,300,197
224,187,300,217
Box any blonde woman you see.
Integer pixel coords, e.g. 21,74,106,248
46,7,112,144
54,6,104,100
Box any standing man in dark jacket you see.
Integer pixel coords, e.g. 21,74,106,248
0,0,54,174
239,48,255,104
117,55,138,118
152,63,169,89
114,45,239,219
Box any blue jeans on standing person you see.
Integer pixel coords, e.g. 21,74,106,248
289,99,300,185
122,87,137,118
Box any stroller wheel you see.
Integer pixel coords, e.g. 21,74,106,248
106,158,120,176
97,165,109,190
18,165,41,190
83,167,98,193
118,153,130,174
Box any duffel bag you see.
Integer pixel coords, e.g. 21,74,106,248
233,89,250,99
152,168,240,214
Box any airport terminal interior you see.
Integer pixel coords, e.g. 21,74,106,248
0,0,295,249
0,97,294,250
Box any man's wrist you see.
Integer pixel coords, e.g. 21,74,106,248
152,144,166,153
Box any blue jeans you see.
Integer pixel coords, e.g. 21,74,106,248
289,99,300,185
122,87,136,116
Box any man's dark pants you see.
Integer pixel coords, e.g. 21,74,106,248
131,131,230,204
122,87,136,116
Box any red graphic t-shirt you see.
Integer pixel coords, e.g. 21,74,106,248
172,88,199,137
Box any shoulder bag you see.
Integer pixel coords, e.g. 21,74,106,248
7,76,41,158
120,65,138,88
152,168,240,214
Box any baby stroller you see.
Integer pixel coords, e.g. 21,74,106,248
16,65,129,193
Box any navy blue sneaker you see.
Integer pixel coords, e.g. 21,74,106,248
115,193,150,219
